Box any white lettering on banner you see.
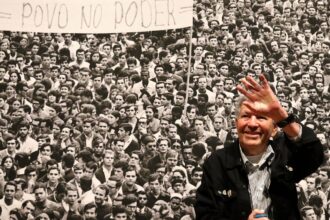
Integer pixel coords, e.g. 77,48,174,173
0,0,192,33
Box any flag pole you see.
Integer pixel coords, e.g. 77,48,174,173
183,24,194,115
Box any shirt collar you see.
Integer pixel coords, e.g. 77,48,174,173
239,144,275,171
46,182,58,190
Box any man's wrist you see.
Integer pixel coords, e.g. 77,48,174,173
276,114,297,128
273,107,289,125
287,124,302,142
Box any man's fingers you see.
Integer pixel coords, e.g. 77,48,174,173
242,101,257,113
237,85,255,101
259,74,270,89
240,78,256,91
241,78,261,92
246,76,262,91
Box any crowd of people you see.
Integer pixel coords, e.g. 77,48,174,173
0,0,329,219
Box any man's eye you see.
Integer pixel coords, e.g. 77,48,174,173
257,116,267,120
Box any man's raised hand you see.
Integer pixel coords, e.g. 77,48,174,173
236,74,286,122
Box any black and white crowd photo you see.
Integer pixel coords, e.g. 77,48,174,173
0,0,329,219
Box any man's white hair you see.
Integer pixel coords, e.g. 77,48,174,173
235,95,247,118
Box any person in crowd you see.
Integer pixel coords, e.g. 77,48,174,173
0,181,22,219
77,118,102,150
14,178,34,203
181,195,196,220
0,135,18,161
33,182,61,216
122,193,138,220
112,205,129,220
117,122,139,155
300,206,318,220
59,185,80,219
147,137,171,173
16,121,38,155
20,200,36,220
93,184,111,220
136,190,153,219
146,173,170,208
82,202,97,220
117,166,143,196
94,150,114,184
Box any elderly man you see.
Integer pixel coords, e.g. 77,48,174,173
195,75,324,220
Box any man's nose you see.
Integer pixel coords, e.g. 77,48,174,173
247,116,258,127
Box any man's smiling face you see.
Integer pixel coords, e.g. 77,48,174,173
236,103,277,154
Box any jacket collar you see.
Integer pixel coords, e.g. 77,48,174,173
223,139,277,170
223,140,244,169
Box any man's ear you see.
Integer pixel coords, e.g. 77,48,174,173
271,125,278,137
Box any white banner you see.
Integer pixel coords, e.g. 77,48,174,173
0,0,193,33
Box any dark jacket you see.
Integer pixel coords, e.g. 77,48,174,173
76,132,102,150
124,139,140,155
95,167,112,184
147,154,164,173
195,125,324,220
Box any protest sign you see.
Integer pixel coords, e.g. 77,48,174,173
0,0,193,33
